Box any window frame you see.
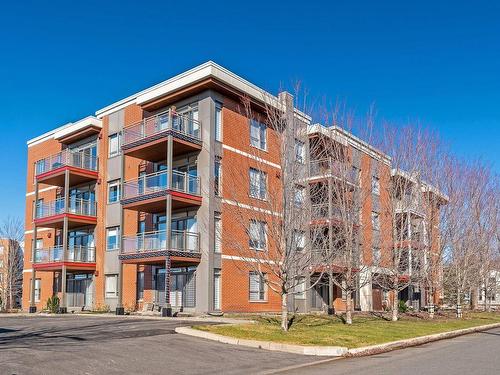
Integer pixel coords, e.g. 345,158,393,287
294,277,306,300
214,157,222,196
249,272,267,302
106,227,120,251
105,274,119,298
214,213,222,253
29,278,41,302
250,119,267,151
249,219,267,251
295,139,305,164
294,185,305,207
108,133,121,158
372,175,380,195
107,179,121,204
249,167,267,200
136,271,144,300
215,101,223,142
371,211,380,231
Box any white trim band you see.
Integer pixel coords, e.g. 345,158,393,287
222,144,281,169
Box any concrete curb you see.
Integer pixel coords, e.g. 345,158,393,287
346,322,500,356
174,326,348,356
175,322,500,357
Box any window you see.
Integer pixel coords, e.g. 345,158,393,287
249,272,266,301
352,166,361,185
214,157,222,196
249,220,266,250
250,119,267,150
214,269,221,310
249,168,267,200
293,230,305,252
107,227,120,251
138,220,145,233
372,176,380,195
371,212,380,231
30,278,41,302
372,247,381,265
32,238,43,262
108,133,120,157
294,186,305,207
294,277,306,300
34,198,44,218
215,102,222,142
108,180,121,203
105,274,118,298
136,271,144,300
214,213,222,253
295,140,305,163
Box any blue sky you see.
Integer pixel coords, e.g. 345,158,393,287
1,1,499,222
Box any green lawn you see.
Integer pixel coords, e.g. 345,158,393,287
195,312,500,348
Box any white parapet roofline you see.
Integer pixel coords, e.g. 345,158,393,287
95,61,312,122
26,116,102,147
28,61,317,147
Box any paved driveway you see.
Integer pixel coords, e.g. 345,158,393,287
278,327,500,375
0,315,315,375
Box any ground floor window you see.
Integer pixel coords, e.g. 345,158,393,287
249,272,266,301
294,277,306,300
29,278,41,302
105,274,118,298
213,269,221,310
34,279,41,302
137,271,144,300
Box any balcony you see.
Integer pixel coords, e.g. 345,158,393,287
394,198,426,217
309,158,357,186
34,198,97,228
121,170,201,212
396,232,426,249
35,149,98,186
122,110,202,161
33,246,96,270
119,230,201,263
311,203,359,226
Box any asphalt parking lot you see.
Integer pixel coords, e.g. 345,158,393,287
0,315,316,375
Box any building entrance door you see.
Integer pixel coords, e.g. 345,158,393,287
155,267,196,308
66,274,93,309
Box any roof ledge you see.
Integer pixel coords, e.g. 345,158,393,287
54,116,102,144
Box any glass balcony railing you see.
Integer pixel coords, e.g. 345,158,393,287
122,170,200,200
35,149,98,176
33,245,96,264
121,230,200,255
34,198,97,219
122,110,201,147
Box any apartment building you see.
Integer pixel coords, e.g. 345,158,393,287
0,238,23,310
23,61,444,314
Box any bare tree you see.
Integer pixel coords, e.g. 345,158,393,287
373,124,444,321
307,112,374,325
0,217,24,311
440,159,499,317
221,90,330,331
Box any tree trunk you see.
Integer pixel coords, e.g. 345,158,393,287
470,288,478,310
456,290,462,319
391,289,398,321
428,287,434,319
328,271,334,310
345,291,353,325
281,293,288,332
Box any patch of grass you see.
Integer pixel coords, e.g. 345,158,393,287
195,312,500,348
